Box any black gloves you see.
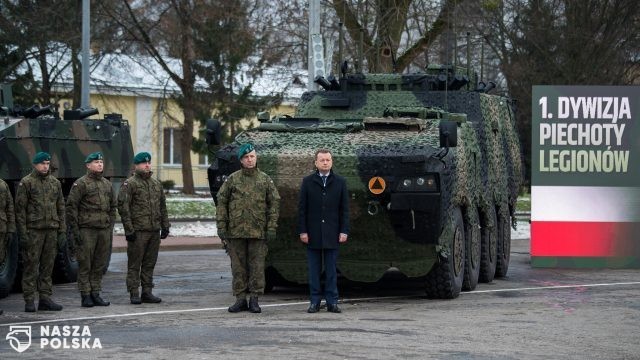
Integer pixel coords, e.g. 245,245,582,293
125,233,137,242
160,228,170,239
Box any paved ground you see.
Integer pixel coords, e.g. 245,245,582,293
1,238,639,359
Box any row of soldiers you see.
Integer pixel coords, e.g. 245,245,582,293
0,150,169,313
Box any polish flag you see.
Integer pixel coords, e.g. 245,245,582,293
531,186,640,257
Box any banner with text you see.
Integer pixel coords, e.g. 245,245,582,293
531,86,640,267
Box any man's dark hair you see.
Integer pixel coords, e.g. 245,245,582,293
314,148,332,160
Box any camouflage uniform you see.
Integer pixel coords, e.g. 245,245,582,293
216,167,280,299
15,170,66,303
66,171,116,296
0,178,16,263
117,170,169,295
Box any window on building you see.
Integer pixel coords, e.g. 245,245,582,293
199,153,209,166
163,128,183,165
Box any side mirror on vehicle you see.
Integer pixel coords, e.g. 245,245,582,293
439,120,458,148
206,119,221,145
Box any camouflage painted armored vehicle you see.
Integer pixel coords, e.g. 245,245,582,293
206,64,522,299
0,84,134,298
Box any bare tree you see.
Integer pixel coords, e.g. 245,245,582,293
465,0,640,186
99,0,291,193
329,0,456,72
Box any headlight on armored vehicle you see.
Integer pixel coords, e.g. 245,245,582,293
396,175,438,192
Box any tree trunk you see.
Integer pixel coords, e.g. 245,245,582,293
37,44,51,105
180,103,195,194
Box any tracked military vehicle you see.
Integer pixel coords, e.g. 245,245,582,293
0,84,134,298
206,63,522,298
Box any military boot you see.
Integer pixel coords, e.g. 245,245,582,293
91,292,110,306
81,294,94,308
38,298,63,311
248,296,261,313
141,291,162,303
130,291,142,305
25,301,36,313
228,298,248,313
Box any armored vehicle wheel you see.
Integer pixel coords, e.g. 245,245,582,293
264,267,294,293
53,229,79,283
495,205,511,278
479,206,498,283
426,207,465,299
462,207,481,291
0,233,18,298
264,272,276,293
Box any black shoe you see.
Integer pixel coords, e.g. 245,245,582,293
25,301,36,313
228,299,248,313
307,303,320,313
91,292,110,306
130,292,142,305
248,296,261,313
38,298,63,311
327,303,341,313
81,294,94,308
141,292,162,303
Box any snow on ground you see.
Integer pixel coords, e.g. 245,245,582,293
166,198,213,202
113,222,218,238
115,220,531,240
512,220,530,240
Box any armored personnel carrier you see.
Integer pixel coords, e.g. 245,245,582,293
206,64,522,299
0,84,134,298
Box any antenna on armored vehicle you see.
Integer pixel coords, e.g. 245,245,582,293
357,28,364,74
337,22,344,77
388,35,398,73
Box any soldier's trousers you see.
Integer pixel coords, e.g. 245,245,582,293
21,228,58,302
77,227,112,294
227,238,267,298
126,231,160,293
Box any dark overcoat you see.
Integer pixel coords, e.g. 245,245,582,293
297,170,349,249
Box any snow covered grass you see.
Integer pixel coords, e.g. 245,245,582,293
113,222,217,237
166,199,216,219
516,194,531,213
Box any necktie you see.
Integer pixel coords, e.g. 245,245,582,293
321,175,327,187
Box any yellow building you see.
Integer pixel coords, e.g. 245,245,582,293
54,54,305,190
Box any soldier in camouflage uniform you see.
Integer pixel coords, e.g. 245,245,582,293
216,143,280,313
15,152,65,312
0,178,16,315
66,152,116,308
117,152,170,305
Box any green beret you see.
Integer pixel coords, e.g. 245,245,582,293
32,151,51,164
133,152,152,164
237,143,255,160
85,151,104,163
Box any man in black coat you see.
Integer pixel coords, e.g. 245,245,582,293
297,149,349,313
